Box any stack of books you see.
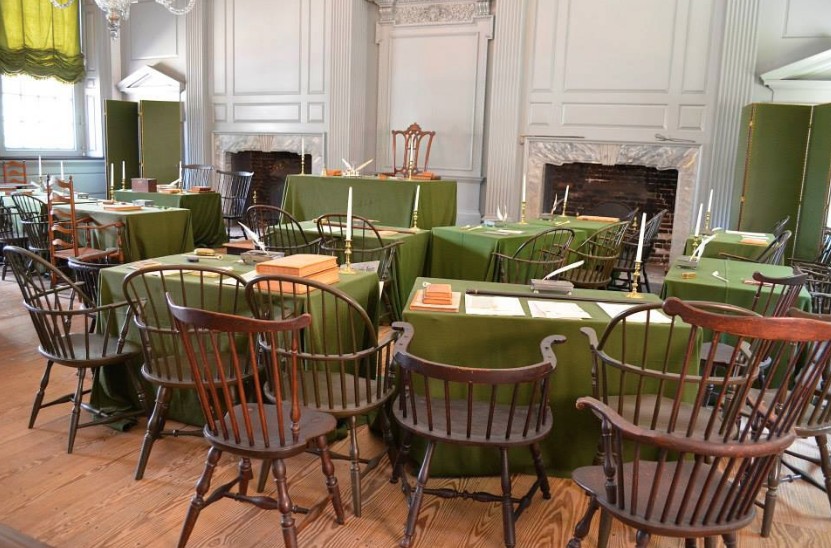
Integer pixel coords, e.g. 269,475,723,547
410,283,460,312
254,254,339,290
422,283,453,304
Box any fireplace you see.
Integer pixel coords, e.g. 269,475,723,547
543,163,678,265
213,132,325,205
524,139,700,262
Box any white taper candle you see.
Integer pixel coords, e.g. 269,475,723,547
694,203,703,236
635,212,646,263
346,187,353,241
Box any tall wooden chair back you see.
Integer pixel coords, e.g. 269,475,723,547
216,170,254,236
0,204,27,280
246,273,397,513
568,297,831,547
390,321,562,548
315,212,402,320
390,122,436,177
10,192,44,222
2,245,145,453
243,204,320,255
3,160,27,186
121,265,249,480
167,297,345,547
561,220,630,289
492,227,575,284
181,164,214,190
610,209,667,293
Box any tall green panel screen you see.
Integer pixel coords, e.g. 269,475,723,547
140,100,182,184
735,104,811,243
104,100,140,193
799,103,831,260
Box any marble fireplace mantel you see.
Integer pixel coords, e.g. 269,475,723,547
213,133,325,176
524,138,701,261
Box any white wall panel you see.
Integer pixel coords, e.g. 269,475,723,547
561,103,667,128
784,0,831,37
308,0,327,94
212,0,226,95
678,105,705,130
388,33,479,171
563,0,677,92
233,103,301,122
529,0,557,92
130,2,179,60
308,103,325,123
233,0,302,94
681,0,714,93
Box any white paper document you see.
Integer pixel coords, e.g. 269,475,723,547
596,302,672,323
464,294,526,316
725,229,768,238
527,301,591,320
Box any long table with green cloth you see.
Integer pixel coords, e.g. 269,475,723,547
282,174,456,229
683,231,776,262
94,254,381,425
114,190,227,248
401,277,697,477
661,257,810,311
428,216,615,281
55,202,195,262
297,220,429,319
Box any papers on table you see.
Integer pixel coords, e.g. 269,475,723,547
464,294,525,316
596,302,672,323
725,229,769,238
528,301,591,320
484,229,524,235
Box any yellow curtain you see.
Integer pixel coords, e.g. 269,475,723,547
0,0,85,84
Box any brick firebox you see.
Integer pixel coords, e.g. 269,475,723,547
227,151,308,206
543,163,678,265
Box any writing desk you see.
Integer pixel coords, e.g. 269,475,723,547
114,190,227,248
282,175,456,229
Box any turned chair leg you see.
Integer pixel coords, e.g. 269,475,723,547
178,447,221,548
761,456,782,537
271,458,299,548
567,496,599,548
400,440,435,548
348,416,362,516
530,442,551,499
135,386,171,480
67,368,87,453
316,435,345,524
817,435,831,512
30,360,55,428
499,448,516,548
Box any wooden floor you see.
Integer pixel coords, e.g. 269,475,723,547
1,277,830,547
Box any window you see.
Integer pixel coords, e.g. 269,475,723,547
0,73,84,154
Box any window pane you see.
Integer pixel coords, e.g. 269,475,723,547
2,74,76,150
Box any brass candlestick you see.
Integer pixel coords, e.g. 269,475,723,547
108,175,114,200
626,260,645,299
411,209,419,229
342,239,355,274
300,154,306,175
121,176,127,190
520,200,527,224
560,201,568,218
406,154,415,180
703,211,713,235
690,234,702,255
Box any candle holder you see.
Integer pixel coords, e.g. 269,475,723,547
702,211,713,235
121,177,127,191
341,239,355,274
300,154,306,175
108,176,114,200
406,155,415,180
560,202,568,218
626,260,645,299
411,209,419,230
519,200,528,224
690,234,703,256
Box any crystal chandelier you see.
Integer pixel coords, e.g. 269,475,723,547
50,0,196,39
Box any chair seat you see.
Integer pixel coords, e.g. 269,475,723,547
54,246,119,262
393,394,552,446
39,335,141,368
571,461,755,537
605,394,725,438
206,402,337,457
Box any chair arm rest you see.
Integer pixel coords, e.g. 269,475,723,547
575,396,795,458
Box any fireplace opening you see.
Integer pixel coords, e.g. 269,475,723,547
543,163,678,265
226,151,309,206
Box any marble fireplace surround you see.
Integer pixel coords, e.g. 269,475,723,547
213,133,325,176
525,139,701,261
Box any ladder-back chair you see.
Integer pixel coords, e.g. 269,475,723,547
3,160,27,186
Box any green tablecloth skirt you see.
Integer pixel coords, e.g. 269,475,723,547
115,190,227,248
401,277,695,477
282,175,457,229
94,254,381,425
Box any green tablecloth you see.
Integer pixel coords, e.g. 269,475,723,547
661,257,810,311
56,202,195,262
428,215,614,281
115,190,227,248
401,277,694,477
683,231,775,261
94,254,381,425
298,220,429,318
282,175,457,229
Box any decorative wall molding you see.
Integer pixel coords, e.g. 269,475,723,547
374,0,489,25
213,133,325,175
525,138,701,260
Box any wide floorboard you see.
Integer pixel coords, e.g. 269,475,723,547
0,277,829,547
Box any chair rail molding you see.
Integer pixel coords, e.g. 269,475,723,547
374,0,493,225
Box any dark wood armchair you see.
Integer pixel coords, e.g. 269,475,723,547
390,321,563,548
719,229,791,265
167,295,345,547
568,297,831,547
216,169,254,236
243,204,320,255
491,227,575,284
561,220,630,289
388,122,436,178
246,274,397,516
609,209,667,293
